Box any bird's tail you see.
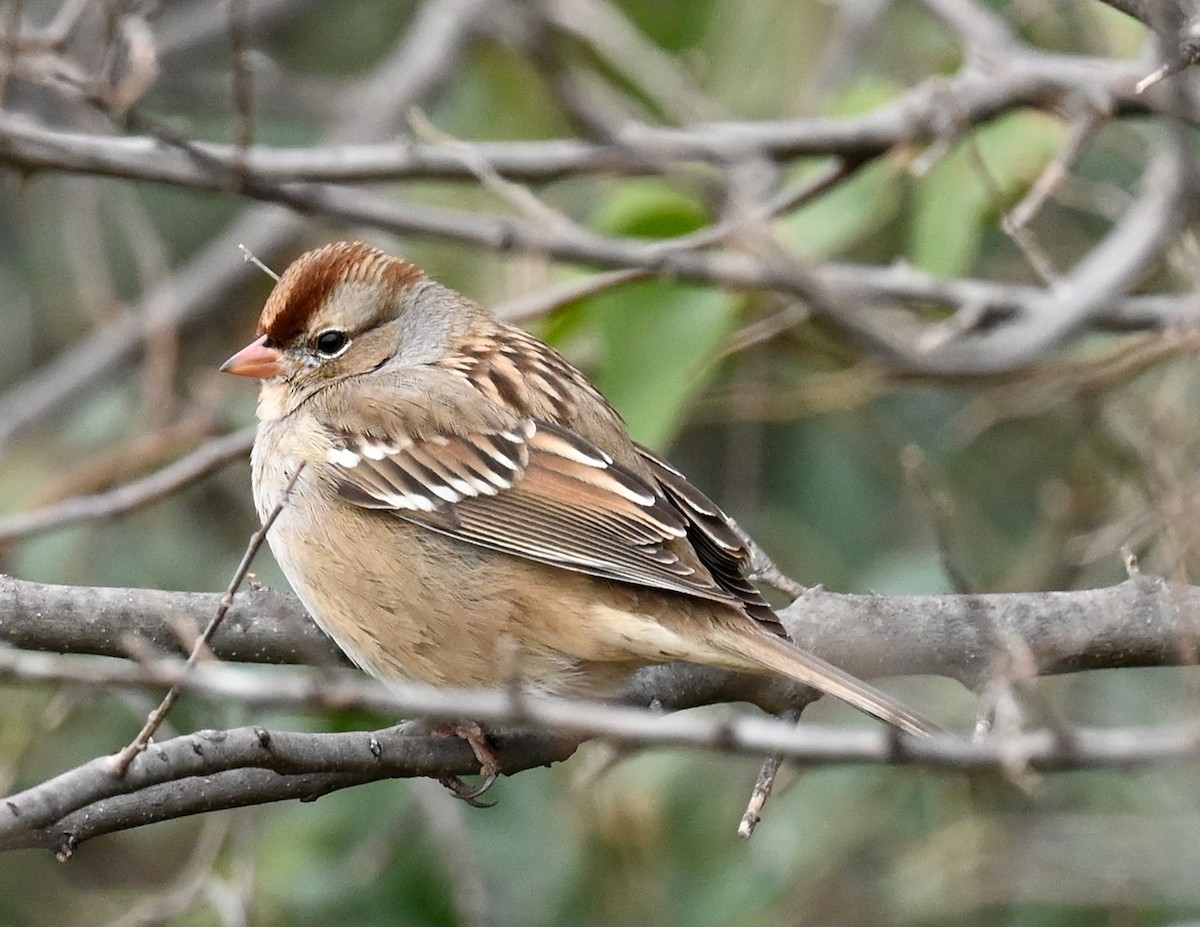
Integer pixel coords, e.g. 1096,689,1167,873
705,622,944,737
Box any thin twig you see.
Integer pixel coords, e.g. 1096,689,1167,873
0,427,255,545
901,444,975,595
110,461,302,775
407,106,582,235
724,512,808,599
737,750,787,839
964,135,1059,284
494,267,648,322
239,242,280,280
1006,108,1106,231
738,708,800,839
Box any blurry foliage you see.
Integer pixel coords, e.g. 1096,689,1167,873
909,112,1068,278
2,1,1199,926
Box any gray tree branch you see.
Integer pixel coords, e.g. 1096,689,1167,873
2,632,1199,855
4,571,1200,852
3,573,1195,688
3,0,1200,861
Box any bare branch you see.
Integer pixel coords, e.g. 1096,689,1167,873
3,574,1200,691
854,144,1190,373
0,0,491,456
3,646,1200,854
0,57,1173,186
111,463,303,773
0,427,254,544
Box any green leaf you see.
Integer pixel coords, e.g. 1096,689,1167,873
579,281,735,448
545,180,735,449
590,179,710,240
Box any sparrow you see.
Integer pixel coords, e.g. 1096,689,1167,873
221,241,940,786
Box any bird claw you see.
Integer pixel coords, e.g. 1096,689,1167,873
434,721,501,806
438,773,499,807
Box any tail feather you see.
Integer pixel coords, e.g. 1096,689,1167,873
708,624,944,737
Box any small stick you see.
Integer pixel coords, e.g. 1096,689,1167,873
110,463,304,775
738,751,785,839
738,708,799,839
1135,62,1173,95
239,243,279,281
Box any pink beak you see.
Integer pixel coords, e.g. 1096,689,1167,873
221,334,283,379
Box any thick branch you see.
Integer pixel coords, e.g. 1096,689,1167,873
3,568,1200,852
2,574,1196,688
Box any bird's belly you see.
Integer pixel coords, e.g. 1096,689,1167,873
266,505,636,696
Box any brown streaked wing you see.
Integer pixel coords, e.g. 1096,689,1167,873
634,442,784,633
330,424,532,511
328,420,744,606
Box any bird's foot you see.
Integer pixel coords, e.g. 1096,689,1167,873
435,721,500,807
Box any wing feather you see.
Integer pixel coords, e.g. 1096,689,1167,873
634,442,783,632
328,420,742,605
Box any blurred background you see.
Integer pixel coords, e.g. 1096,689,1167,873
3,0,1200,924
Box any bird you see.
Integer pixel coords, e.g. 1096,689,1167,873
221,241,940,791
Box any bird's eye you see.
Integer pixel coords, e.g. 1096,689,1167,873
314,330,350,357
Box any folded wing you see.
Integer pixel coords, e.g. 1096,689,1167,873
329,420,757,609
